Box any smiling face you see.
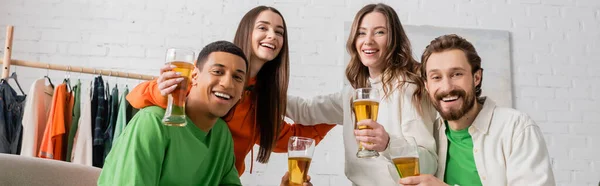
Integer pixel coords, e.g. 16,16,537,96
424,49,481,121
354,11,388,75
188,51,247,117
250,10,285,64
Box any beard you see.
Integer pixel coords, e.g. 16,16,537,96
430,87,476,121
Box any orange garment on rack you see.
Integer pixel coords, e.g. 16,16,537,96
126,78,336,176
39,83,74,161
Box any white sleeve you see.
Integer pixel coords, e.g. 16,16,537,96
286,89,345,126
506,116,556,186
398,85,438,175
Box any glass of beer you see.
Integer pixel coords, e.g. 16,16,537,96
162,48,195,126
288,136,315,186
390,136,420,178
353,88,380,158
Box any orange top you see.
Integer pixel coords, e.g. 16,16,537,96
126,78,336,176
39,83,74,161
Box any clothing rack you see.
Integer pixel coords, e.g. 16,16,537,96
1,25,157,80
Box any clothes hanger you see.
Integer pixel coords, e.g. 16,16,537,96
106,71,110,84
97,69,104,89
108,71,113,91
78,67,83,80
125,73,129,89
44,64,54,89
104,70,109,98
97,69,105,82
63,66,72,92
76,67,82,88
115,71,119,89
5,72,25,95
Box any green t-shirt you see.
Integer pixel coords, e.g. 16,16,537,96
444,122,482,186
98,106,241,186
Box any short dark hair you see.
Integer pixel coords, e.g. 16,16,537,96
421,34,483,97
197,40,248,72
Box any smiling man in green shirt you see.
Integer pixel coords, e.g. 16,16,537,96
98,41,248,185
399,34,554,186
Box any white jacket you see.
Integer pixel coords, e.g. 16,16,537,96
434,98,555,186
287,78,438,186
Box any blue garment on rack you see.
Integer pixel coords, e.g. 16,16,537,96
0,80,27,154
92,76,107,168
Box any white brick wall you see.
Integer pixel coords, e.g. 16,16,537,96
1,0,598,185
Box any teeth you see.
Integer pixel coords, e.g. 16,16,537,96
442,96,459,102
363,50,377,54
261,43,275,49
214,92,232,99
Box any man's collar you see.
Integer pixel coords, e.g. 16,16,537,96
470,97,494,134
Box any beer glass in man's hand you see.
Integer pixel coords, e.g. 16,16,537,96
390,136,420,178
288,136,315,186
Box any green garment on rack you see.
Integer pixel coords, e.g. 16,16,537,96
66,79,81,162
103,85,118,159
113,86,129,143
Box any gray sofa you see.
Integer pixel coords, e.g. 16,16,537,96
0,154,101,186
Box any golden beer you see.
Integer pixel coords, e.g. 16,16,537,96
162,61,194,126
353,99,379,130
353,99,379,152
288,157,312,186
393,157,420,178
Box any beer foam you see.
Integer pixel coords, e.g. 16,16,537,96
288,155,312,159
288,151,313,158
353,98,379,103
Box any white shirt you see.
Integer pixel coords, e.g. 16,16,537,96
20,79,53,157
71,82,93,166
287,78,438,186
434,98,555,186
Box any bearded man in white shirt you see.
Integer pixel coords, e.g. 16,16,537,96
399,34,555,186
